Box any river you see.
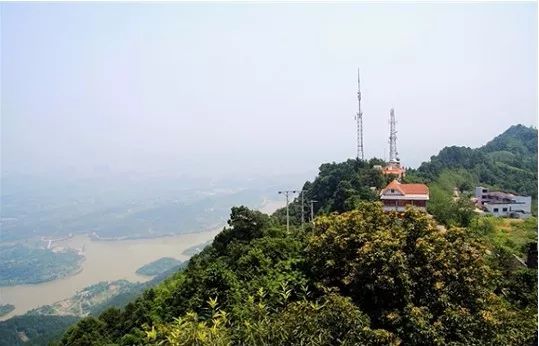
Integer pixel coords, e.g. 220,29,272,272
0,229,220,321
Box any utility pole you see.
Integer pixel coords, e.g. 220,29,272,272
278,190,298,232
300,191,305,230
310,200,318,224
355,68,364,161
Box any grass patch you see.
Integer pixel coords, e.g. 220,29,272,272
470,216,537,257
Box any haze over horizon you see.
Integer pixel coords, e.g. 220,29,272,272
2,2,537,180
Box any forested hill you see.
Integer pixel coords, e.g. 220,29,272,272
56,125,537,345
57,205,537,345
415,124,537,198
272,158,390,224
482,124,538,156
272,124,537,226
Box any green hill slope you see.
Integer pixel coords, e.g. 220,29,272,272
272,158,389,224
56,125,538,345
402,124,537,228
52,124,537,345
415,124,537,198
0,264,186,346
58,205,537,345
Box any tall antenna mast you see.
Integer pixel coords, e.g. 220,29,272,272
388,108,399,163
355,69,364,160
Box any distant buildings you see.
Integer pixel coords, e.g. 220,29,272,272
374,163,406,179
382,163,406,179
474,186,532,218
380,180,429,212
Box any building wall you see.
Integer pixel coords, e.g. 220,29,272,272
484,203,513,217
484,201,531,217
383,205,427,212
475,186,488,200
382,199,427,212
512,196,532,213
474,186,531,216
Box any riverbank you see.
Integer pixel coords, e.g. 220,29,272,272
0,228,220,321
0,245,85,287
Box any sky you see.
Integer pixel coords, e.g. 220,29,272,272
1,2,537,180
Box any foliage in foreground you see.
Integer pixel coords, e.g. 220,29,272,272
60,204,537,345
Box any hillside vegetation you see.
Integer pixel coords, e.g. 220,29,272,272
414,124,537,198
403,124,538,228
59,205,536,345
0,305,15,318
272,158,389,222
0,315,79,346
0,244,83,286
56,124,537,345
136,258,184,277
0,262,186,345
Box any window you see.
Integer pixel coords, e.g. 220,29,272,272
390,189,395,193
482,189,488,193
493,208,499,212
502,208,507,212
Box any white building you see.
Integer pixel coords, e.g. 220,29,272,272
475,186,532,218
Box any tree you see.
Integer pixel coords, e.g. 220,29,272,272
427,183,475,227
272,159,385,222
60,317,111,346
213,206,270,253
268,293,399,345
306,202,536,345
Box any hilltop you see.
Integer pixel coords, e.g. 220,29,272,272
415,124,537,198
53,124,537,346
403,124,537,228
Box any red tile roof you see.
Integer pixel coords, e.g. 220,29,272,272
382,180,429,195
382,167,405,175
400,183,429,195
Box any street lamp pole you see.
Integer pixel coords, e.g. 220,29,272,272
310,200,318,224
278,190,299,232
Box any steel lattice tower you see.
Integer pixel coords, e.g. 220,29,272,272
355,69,364,160
389,108,399,163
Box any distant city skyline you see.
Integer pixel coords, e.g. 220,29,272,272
2,2,537,179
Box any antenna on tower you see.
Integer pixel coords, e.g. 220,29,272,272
388,108,399,164
355,68,364,161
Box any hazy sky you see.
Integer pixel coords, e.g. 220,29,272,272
1,2,537,179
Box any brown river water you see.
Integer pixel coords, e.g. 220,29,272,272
0,229,220,321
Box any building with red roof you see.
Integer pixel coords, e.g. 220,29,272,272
382,164,406,179
380,180,429,212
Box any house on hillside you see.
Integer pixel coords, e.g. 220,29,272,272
380,180,429,212
474,186,531,218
